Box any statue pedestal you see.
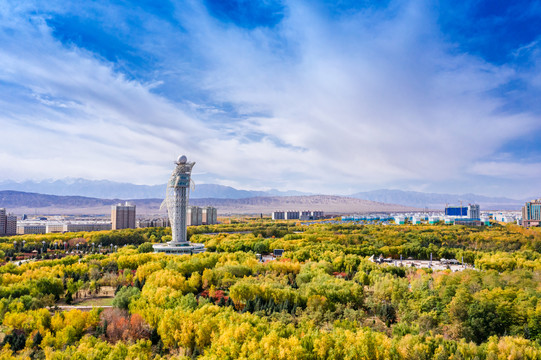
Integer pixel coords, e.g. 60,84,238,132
152,241,206,255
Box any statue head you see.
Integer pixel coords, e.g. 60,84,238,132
176,155,187,165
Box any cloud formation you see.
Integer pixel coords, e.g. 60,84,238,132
0,0,540,197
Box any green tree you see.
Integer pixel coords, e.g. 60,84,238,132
137,242,154,253
113,286,141,310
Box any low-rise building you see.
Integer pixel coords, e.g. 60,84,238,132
46,223,65,233
64,222,112,232
493,212,518,223
35,220,114,234
17,224,46,235
274,210,324,221
285,211,300,220
137,218,170,228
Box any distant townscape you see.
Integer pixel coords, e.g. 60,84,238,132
2,198,540,235
269,201,537,228
6,203,218,235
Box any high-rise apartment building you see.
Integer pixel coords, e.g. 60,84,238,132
522,199,541,228
187,206,202,226
111,202,136,230
0,208,5,235
467,204,480,220
6,215,16,235
202,206,218,225
0,208,17,236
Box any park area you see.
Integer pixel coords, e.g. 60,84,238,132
0,219,541,358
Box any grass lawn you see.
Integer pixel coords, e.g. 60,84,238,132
73,297,114,306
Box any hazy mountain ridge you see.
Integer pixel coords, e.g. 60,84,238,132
0,190,120,207
350,189,525,210
0,179,310,199
0,191,417,215
0,179,528,210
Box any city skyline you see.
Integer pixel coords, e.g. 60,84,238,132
1,1,540,198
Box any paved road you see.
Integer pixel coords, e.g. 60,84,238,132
50,305,113,312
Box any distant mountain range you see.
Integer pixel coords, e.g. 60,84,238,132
0,179,309,199
0,191,417,216
0,179,528,210
350,190,526,210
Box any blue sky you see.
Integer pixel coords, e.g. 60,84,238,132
0,0,540,198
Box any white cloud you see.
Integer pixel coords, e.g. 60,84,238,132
174,1,540,192
469,161,541,179
0,1,540,197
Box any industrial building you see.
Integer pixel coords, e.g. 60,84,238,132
522,199,541,228
111,202,136,230
0,208,17,236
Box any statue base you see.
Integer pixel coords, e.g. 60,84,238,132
152,241,206,255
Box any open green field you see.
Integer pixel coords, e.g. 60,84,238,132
72,297,114,307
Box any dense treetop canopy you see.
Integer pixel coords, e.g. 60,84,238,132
0,219,540,358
